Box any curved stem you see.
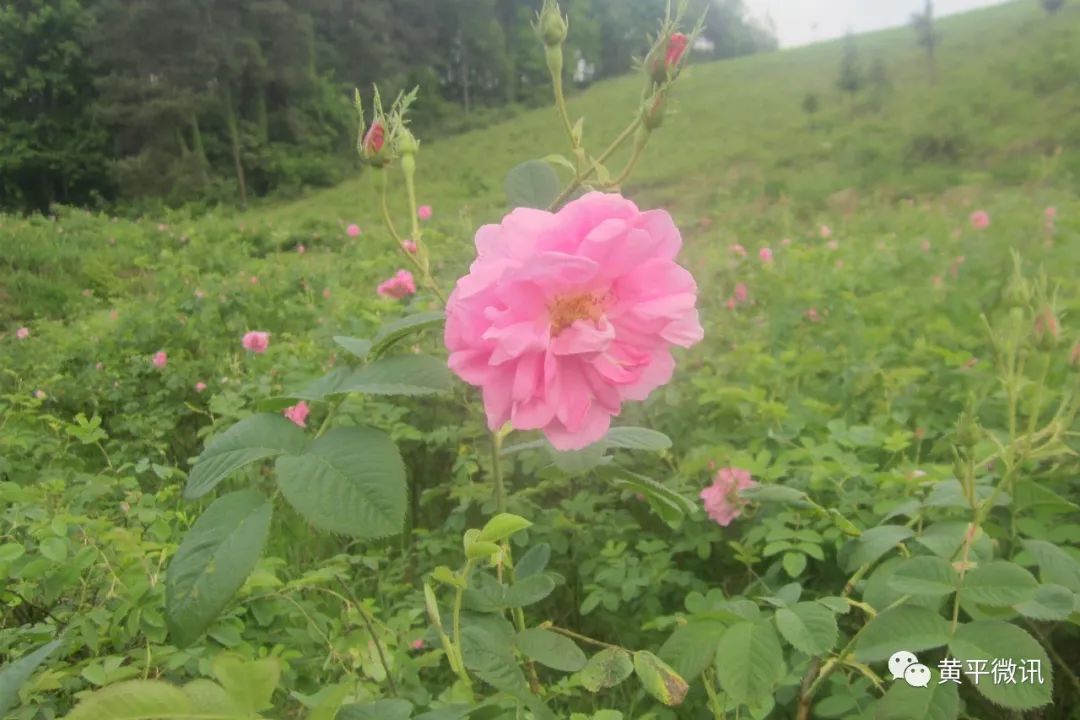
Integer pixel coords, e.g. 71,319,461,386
452,559,474,689
548,119,641,210
544,624,622,650
378,170,448,304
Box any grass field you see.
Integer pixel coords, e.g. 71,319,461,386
2,2,1080,719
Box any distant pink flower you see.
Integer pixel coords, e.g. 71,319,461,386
283,401,310,428
734,283,748,303
730,243,746,257
805,308,821,322
195,382,207,392
152,351,167,368
346,224,361,237
445,192,703,451
377,270,417,299
826,239,839,251
34,390,46,400
700,467,757,527
15,327,29,340
920,239,931,252
297,244,306,254
970,210,990,230
820,225,833,239
1045,207,1057,222
932,275,943,288
109,310,119,320
402,240,417,254
242,331,270,353
417,205,433,221
410,638,425,650
726,297,737,310
157,223,168,232
781,237,792,247
759,248,773,263
249,276,259,285
322,287,332,299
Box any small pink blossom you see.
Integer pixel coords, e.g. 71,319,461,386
283,401,310,428
726,297,737,310
820,225,833,239
297,244,306,254
734,283,748,303
970,210,990,230
410,638,425,650
826,239,839,251
699,467,757,527
242,331,270,354
346,224,361,238
195,382,207,392
377,270,417,299
417,205,433,221
758,248,773,263
15,327,29,340
323,287,332,299
444,192,703,451
34,390,46,400
152,351,167,368
805,308,820,322
920,239,931,252
362,121,385,155
402,240,417,254
1045,207,1057,222
730,243,746,257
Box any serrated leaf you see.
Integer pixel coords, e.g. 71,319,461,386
0,639,63,717
166,490,273,648
658,620,726,681
185,414,306,499
782,551,807,578
515,543,550,579
579,648,633,692
713,621,785,705
633,651,688,706
294,355,452,400
961,561,1039,606
950,621,1052,710
517,628,586,672
1013,584,1075,620
876,675,959,720
460,625,526,693
889,556,958,598
1022,539,1080,591
843,525,915,573
504,574,555,608
370,311,446,359
181,679,243,715
854,605,950,662
333,336,373,360
210,654,280,713
62,680,195,720
275,427,406,538
477,513,532,543
505,160,560,209
738,485,814,508
774,602,838,655
602,427,671,451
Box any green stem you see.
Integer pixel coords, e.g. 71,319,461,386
378,170,447,304
546,45,575,144
491,432,506,513
544,624,621,650
452,559,474,690
548,119,641,210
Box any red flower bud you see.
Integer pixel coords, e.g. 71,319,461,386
665,33,689,71
363,121,385,155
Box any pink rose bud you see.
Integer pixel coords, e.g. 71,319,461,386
759,247,773,263
820,225,833,239
152,351,167,368
250,275,259,285
970,210,990,230
363,120,385,155
734,283,748,303
241,331,270,354
15,327,29,340
1045,207,1057,221
195,382,207,392
346,223,361,238
730,243,746,257
323,287,332,299
664,32,689,72
410,638,425,651
417,205,432,221
402,240,417,254
726,297,736,310
297,244,306,254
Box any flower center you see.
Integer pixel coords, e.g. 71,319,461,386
548,291,605,337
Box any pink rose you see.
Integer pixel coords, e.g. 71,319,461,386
970,210,990,230
417,205,432,221
700,467,756,527
377,270,417,299
195,382,207,392
152,351,167,368
242,331,270,353
15,327,29,340
283,401,310,428
346,224,361,238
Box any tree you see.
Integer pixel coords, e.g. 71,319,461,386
801,92,819,129
1039,0,1066,12
0,0,112,212
835,32,863,116
910,0,939,84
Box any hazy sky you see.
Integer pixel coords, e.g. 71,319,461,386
743,0,1014,47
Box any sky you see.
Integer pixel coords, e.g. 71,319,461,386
742,0,1015,48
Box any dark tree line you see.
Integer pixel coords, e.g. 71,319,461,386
0,0,776,214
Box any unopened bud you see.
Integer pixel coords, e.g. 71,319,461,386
1003,275,1030,308
650,32,690,84
396,126,419,156
1032,306,1060,350
952,411,981,448
538,0,568,47
361,119,391,167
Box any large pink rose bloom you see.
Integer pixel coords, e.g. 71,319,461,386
445,192,703,451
